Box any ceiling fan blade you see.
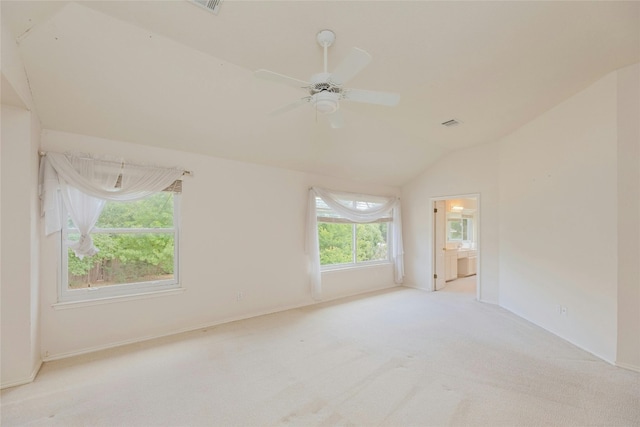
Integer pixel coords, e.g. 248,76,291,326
269,98,309,116
254,69,310,90
343,89,400,107
326,109,345,129
330,47,372,86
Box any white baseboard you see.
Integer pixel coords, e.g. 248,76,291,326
43,284,398,362
616,361,640,373
43,302,318,362
498,304,617,366
401,283,432,291
1,360,42,390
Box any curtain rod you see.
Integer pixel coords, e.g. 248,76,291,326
39,150,193,176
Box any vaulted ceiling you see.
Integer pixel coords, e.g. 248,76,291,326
2,1,639,186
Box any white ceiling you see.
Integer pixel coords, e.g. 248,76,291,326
2,1,639,186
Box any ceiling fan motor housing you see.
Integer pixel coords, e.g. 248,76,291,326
309,72,342,113
309,73,342,93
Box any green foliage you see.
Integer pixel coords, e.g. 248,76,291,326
67,193,176,288
356,223,388,262
448,219,463,240
97,193,174,228
67,248,94,277
318,221,388,266
318,223,352,265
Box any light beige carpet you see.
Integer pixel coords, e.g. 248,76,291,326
2,287,639,426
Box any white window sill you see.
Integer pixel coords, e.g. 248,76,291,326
52,287,186,310
321,261,393,274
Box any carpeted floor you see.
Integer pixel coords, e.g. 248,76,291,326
2,285,639,426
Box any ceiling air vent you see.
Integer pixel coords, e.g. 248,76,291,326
190,0,223,15
441,119,462,128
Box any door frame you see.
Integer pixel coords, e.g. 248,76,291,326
429,193,481,301
433,200,446,291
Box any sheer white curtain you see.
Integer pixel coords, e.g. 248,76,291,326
391,203,404,283
306,190,322,300
44,152,183,201
61,187,107,258
313,187,397,222
306,187,404,300
40,151,185,258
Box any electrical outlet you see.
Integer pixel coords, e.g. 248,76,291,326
560,306,568,316
236,291,244,301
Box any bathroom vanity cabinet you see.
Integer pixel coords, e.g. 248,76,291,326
445,250,458,281
457,250,478,277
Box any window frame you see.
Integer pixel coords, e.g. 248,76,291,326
316,197,392,271
59,193,182,303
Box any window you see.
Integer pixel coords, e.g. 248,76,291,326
61,192,180,302
316,197,391,268
447,217,473,242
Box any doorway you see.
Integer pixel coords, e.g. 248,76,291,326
431,195,480,299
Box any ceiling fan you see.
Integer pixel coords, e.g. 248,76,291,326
254,30,400,129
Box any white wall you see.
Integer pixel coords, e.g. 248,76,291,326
1,106,41,388
39,130,399,359
402,64,639,368
616,63,640,370
402,142,501,303
29,109,42,382
1,13,43,388
499,72,619,363
1,16,36,112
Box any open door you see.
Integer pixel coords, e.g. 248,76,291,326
431,195,480,299
434,200,446,290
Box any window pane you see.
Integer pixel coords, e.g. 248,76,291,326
95,193,174,229
356,223,388,262
318,222,353,265
448,219,463,241
463,218,473,241
67,232,174,289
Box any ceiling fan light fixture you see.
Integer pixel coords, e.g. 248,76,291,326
313,92,339,114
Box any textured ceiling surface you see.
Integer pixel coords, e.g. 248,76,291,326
3,1,639,185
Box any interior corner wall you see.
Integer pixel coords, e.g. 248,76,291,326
1,105,41,388
38,130,400,360
29,108,42,379
498,71,619,363
616,63,640,371
1,13,36,112
1,14,43,387
401,141,501,304
402,65,637,366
